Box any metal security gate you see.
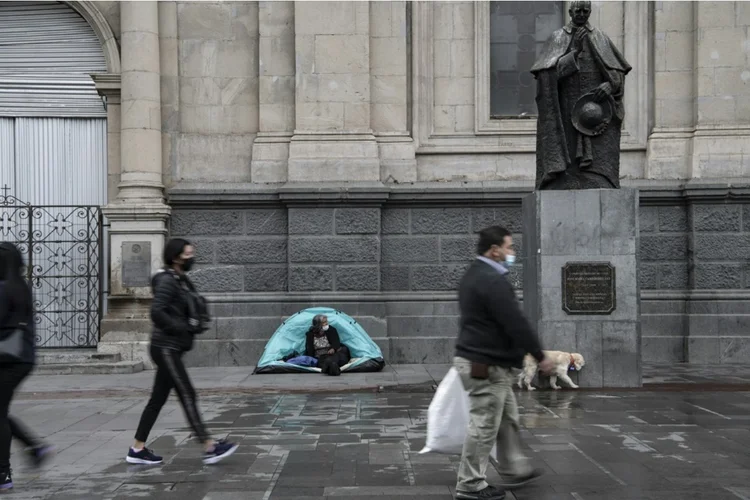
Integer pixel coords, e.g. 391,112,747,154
0,2,109,348
0,186,103,347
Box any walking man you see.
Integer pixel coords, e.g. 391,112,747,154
454,226,554,500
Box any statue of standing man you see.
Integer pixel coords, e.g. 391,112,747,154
531,1,631,190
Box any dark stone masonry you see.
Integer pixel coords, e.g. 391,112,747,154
167,183,750,367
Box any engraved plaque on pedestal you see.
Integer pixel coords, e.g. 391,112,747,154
561,262,616,315
122,241,152,287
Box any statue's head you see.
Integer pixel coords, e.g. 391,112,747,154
569,1,591,26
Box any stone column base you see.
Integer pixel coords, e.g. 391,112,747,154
522,189,642,388
98,296,154,368
288,133,380,182
99,202,170,370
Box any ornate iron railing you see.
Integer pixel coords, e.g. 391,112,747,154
0,185,103,347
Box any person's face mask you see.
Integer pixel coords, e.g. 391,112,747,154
505,254,516,267
322,325,329,331
182,257,195,272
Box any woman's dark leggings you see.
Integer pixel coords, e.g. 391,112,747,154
0,363,39,471
134,345,210,444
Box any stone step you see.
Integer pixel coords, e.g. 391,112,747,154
33,361,145,375
36,349,121,365
213,315,387,340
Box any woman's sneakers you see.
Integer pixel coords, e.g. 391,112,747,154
27,445,55,468
202,440,239,465
0,446,53,492
126,447,163,465
125,441,238,466
0,469,12,491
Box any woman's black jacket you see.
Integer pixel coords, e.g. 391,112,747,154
305,326,341,358
0,279,35,365
150,268,208,352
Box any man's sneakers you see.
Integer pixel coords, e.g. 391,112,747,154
495,468,544,489
126,447,163,465
27,445,55,468
0,469,12,491
455,469,544,499
455,485,506,500
202,440,239,465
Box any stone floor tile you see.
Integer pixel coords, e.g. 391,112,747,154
7,372,750,499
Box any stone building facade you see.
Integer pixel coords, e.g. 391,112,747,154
21,1,750,366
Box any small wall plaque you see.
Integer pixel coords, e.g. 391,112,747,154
122,241,152,287
561,262,616,315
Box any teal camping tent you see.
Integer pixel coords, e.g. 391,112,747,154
253,307,385,374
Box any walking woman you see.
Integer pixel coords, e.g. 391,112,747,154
126,238,238,465
0,243,54,490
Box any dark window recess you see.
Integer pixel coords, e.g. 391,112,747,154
489,1,563,119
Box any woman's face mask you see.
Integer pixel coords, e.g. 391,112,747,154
322,324,329,331
178,245,196,272
182,257,195,272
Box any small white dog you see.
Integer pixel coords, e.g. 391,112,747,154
517,350,585,391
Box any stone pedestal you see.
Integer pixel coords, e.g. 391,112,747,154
98,203,170,367
522,189,641,388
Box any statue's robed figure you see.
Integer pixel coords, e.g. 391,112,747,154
531,1,632,190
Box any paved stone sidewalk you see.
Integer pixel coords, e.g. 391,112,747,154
7,386,750,500
18,365,449,397
18,363,750,398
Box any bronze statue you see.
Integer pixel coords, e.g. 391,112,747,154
531,1,631,190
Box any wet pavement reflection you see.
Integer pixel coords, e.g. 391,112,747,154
8,388,750,499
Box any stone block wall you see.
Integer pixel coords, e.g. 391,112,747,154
687,203,750,364
638,204,689,363
172,2,259,182
165,193,750,367
288,207,381,292
639,205,689,290
171,208,288,293
167,202,528,366
691,204,748,289
381,206,523,291
639,202,750,364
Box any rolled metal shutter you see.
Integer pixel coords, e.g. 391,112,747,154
0,1,107,118
0,118,14,192
14,118,107,206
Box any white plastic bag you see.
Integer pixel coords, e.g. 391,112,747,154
420,368,496,458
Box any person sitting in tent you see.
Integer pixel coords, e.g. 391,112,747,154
305,314,350,376
254,307,385,375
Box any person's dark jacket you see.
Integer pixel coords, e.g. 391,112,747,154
0,243,35,365
0,280,35,365
150,268,208,352
455,259,544,368
305,326,342,358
